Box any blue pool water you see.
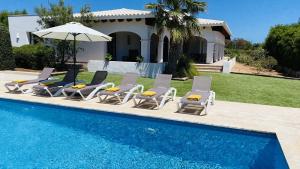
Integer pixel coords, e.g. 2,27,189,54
0,99,288,169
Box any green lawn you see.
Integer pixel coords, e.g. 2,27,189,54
73,72,300,108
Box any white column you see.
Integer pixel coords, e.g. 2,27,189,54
206,42,215,64
216,44,220,61
221,45,225,60
141,38,151,63
157,39,164,63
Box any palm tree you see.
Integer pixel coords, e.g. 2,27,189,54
146,0,206,76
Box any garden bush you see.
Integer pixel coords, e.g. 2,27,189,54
224,48,240,59
0,24,15,70
226,48,277,71
13,44,55,70
175,54,198,78
264,23,300,70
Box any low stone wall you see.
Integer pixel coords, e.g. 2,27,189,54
222,57,236,73
88,60,166,78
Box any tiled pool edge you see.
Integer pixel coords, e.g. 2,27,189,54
0,94,297,168
1,97,280,136
0,96,277,135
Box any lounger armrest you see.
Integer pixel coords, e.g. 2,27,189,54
136,84,144,93
103,82,115,87
128,84,144,94
170,87,177,99
210,90,216,105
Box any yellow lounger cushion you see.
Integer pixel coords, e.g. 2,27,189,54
142,91,157,96
105,87,120,92
187,94,202,101
72,84,86,89
13,80,27,83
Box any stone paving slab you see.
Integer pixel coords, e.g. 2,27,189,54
0,71,299,168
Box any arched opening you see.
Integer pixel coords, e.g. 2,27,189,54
183,36,207,63
163,36,169,62
107,32,141,62
150,34,159,63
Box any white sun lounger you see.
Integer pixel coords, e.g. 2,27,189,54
133,74,177,109
62,71,114,101
177,76,215,115
4,68,54,93
97,73,144,104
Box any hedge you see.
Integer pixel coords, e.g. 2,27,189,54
264,23,300,71
0,24,15,70
13,44,55,70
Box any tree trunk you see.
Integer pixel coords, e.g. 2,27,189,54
167,39,183,76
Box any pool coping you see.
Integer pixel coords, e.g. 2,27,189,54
0,93,299,168
1,96,280,136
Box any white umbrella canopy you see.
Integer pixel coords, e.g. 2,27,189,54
33,22,112,85
33,22,112,41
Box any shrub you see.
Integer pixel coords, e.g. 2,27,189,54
104,53,112,61
0,24,15,70
225,48,240,59
136,55,144,63
260,56,278,70
250,48,278,70
13,44,55,70
176,54,198,78
227,47,278,71
264,23,300,70
236,52,254,65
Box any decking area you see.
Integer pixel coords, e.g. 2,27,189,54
0,71,299,168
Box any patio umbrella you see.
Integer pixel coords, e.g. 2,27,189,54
33,22,112,85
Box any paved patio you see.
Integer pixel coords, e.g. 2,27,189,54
0,71,299,168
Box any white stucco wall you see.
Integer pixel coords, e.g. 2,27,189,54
223,57,236,73
8,16,41,47
77,19,154,62
88,60,165,78
93,20,152,39
76,41,106,62
201,30,226,63
202,29,225,45
8,15,228,64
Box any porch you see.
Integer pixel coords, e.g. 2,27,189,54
104,32,224,65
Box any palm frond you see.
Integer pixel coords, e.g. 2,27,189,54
147,0,205,42
145,3,158,10
178,0,206,15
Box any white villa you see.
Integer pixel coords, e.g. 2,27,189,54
8,8,231,77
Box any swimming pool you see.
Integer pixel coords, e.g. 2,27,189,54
0,98,288,169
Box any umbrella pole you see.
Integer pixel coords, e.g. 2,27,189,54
73,34,76,86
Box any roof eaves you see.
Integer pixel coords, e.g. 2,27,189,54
198,18,232,36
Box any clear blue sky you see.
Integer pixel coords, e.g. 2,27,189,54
0,0,299,43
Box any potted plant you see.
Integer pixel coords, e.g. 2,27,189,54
136,55,144,63
105,53,113,62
